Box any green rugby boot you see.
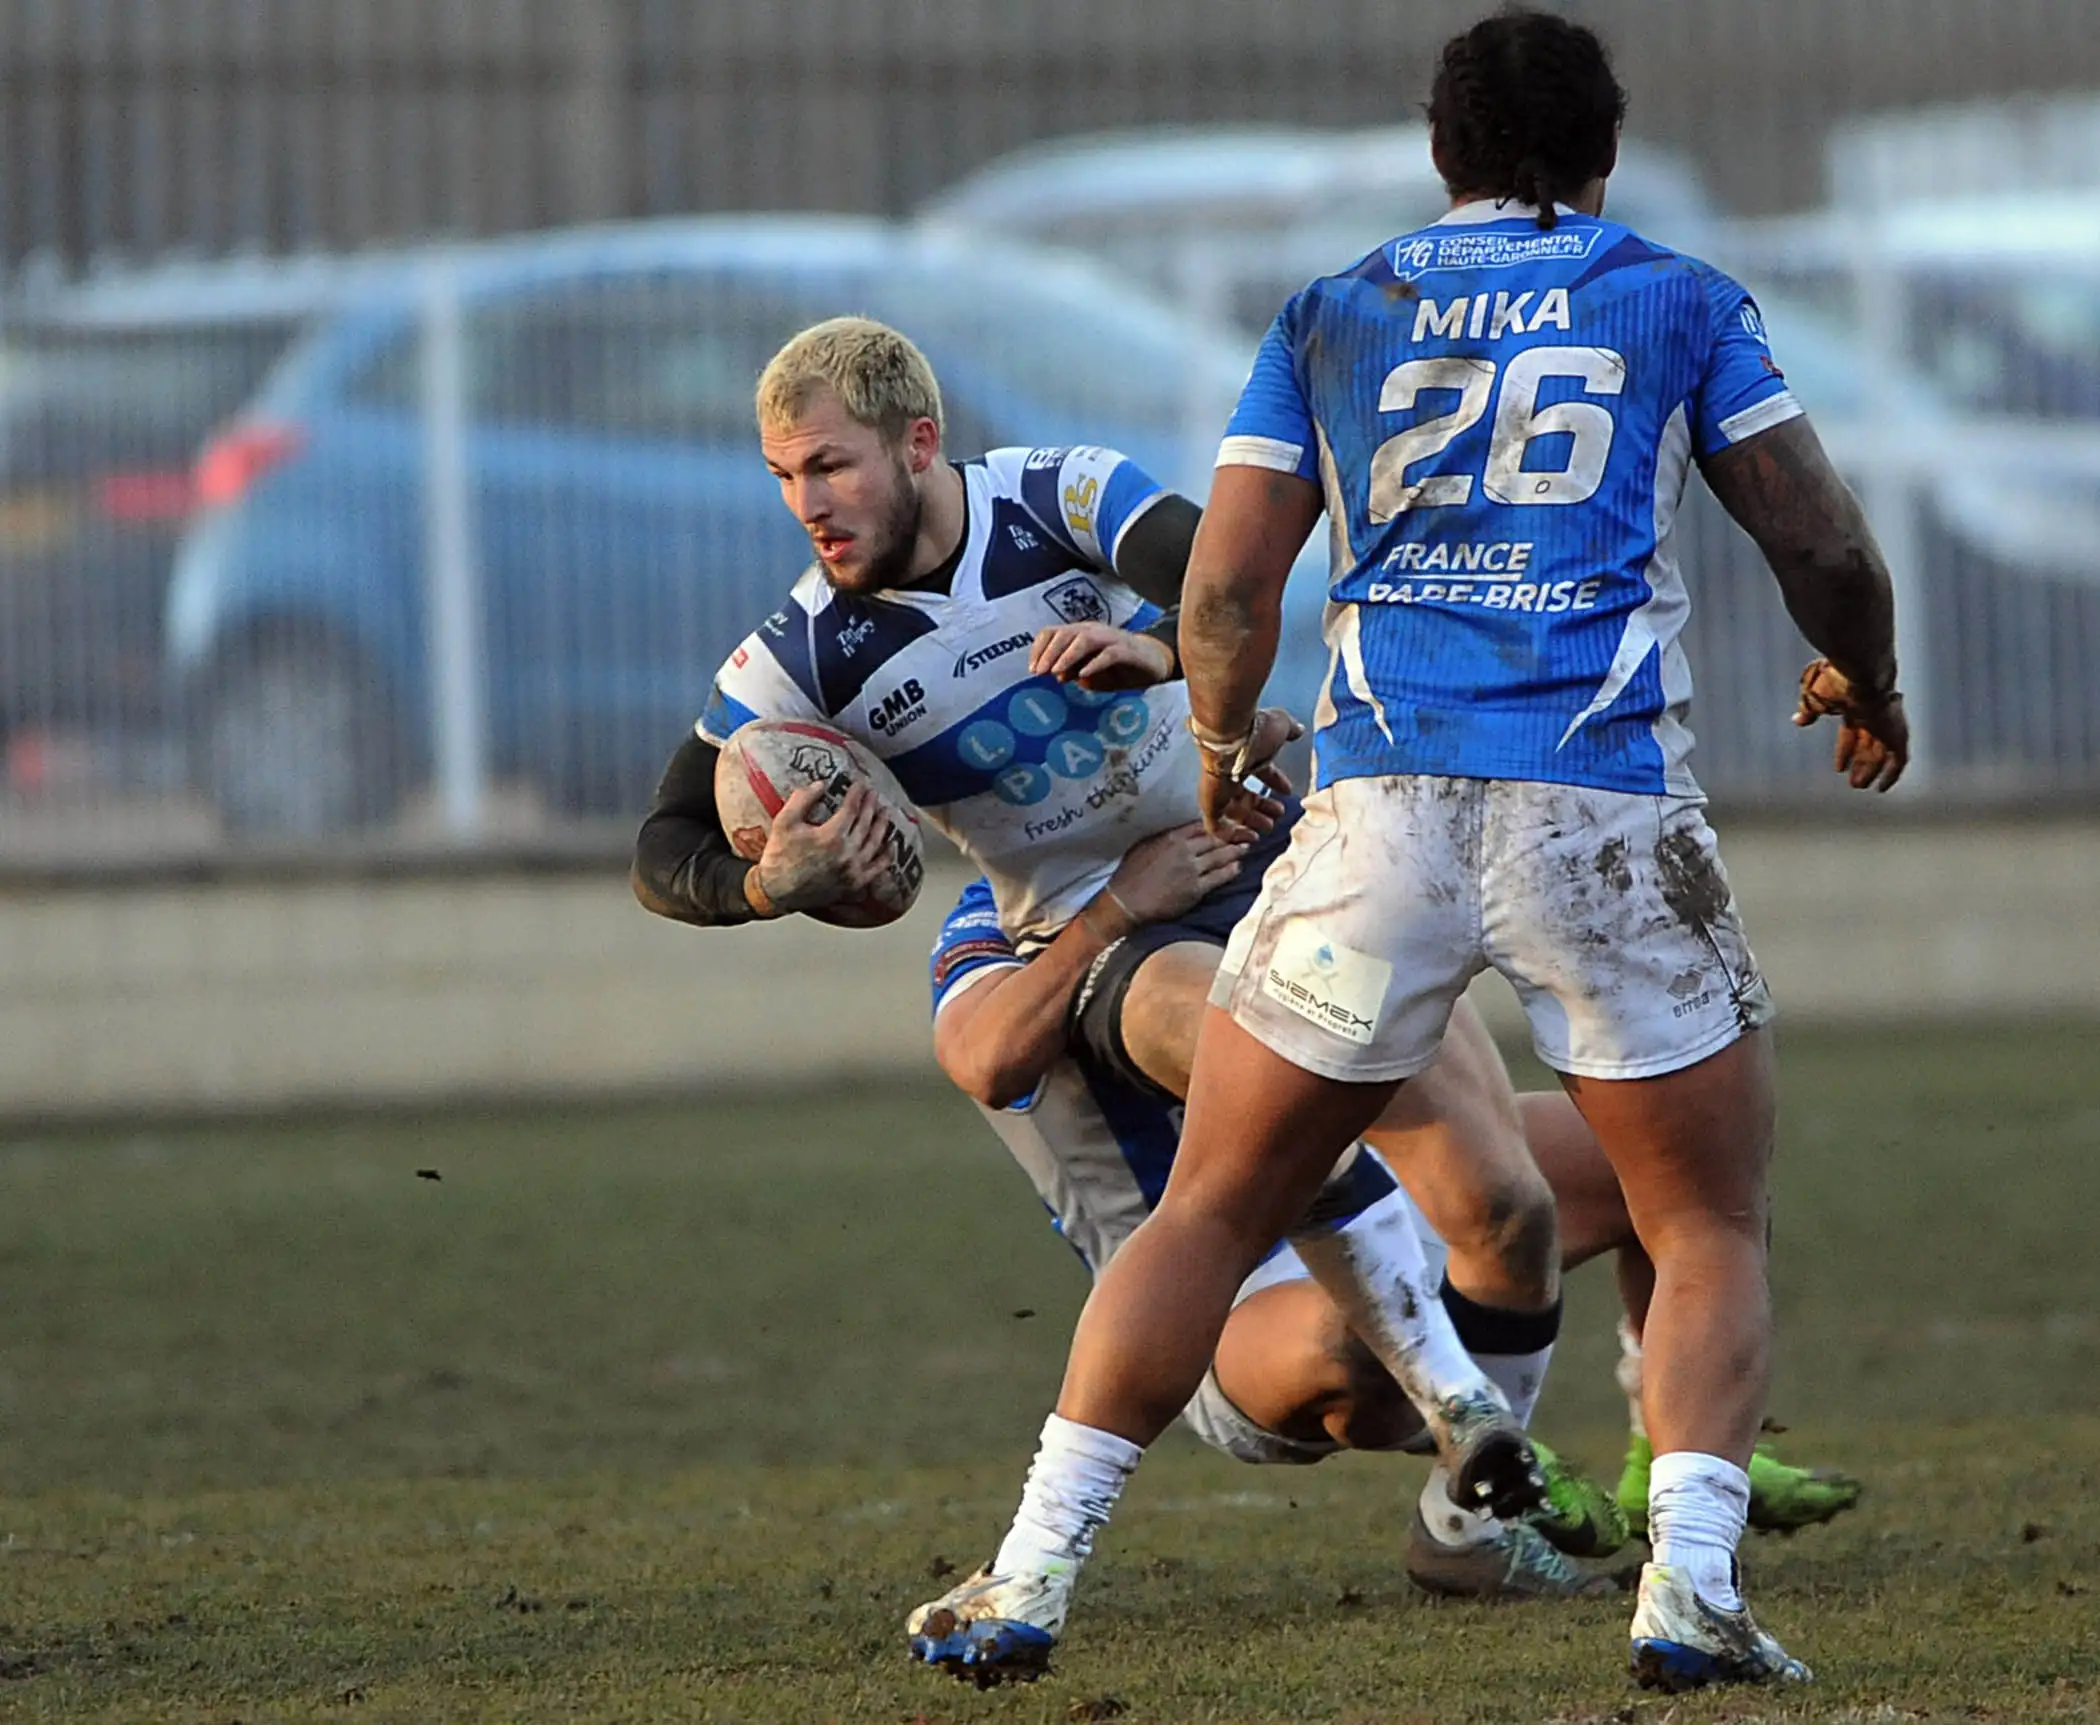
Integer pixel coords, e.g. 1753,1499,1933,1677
1617,1432,1655,1540
1617,1433,1863,1540
1746,1443,1863,1535
1528,1438,1632,1559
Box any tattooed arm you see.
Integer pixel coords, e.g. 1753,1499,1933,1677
1698,416,1910,790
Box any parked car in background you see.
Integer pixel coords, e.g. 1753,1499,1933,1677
1735,195,2100,582
0,259,366,751
167,217,1300,837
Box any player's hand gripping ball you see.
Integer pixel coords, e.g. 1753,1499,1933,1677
715,720,926,927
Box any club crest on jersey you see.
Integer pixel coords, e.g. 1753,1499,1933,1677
1044,576,1108,625
835,615,878,658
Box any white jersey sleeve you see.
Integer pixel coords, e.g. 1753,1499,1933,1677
985,445,1169,575
695,583,830,748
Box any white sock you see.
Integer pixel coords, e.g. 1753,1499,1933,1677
1648,1450,1749,1611
1438,1275,1561,1428
1288,1180,1502,1427
1417,1463,1501,1549
1616,1318,1647,1441
992,1414,1143,1578
1477,1343,1554,1428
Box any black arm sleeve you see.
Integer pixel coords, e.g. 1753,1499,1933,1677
631,731,764,927
1109,492,1201,610
1139,607,1182,680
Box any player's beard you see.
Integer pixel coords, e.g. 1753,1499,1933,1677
822,450,923,594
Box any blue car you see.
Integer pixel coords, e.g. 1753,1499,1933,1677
168,217,1291,836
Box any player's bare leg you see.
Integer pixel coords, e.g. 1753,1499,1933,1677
1126,965,1556,1306
1516,1084,1862,1540
1059,1012,1397,1440
1362,999,1561,1419
912,1012,1543,1681
1124,956,1561,1426
1548,1028,1810,1684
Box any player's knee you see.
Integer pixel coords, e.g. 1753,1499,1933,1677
1449,1169,1559,1301
1323,1334,1426,1452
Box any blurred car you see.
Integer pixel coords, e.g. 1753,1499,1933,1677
915,123,1720,333
167,216,1296,837
1735,195,2100,582
0,259,371,746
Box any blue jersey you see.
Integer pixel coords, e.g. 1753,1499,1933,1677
1220,200,1802,797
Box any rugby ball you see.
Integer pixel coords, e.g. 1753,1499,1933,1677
715,719,926,927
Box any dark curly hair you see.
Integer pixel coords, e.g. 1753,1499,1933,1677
1427,9,1627,231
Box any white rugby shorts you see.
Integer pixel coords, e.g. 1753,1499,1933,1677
1211,775,1775,1084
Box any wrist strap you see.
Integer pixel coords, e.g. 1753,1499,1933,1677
1187,714,1258,779
1079,887,1136,945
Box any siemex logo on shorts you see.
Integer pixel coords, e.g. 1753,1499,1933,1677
1260,923,1392,1048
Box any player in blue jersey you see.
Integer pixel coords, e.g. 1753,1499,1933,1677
633,316,1571,1535
945,12,1908,1694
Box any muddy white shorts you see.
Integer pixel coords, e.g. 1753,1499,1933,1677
1211,775,1774,1084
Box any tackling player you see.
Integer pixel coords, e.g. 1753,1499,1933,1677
922,824,1624,1619
633,317,1574,1522
913,827,1860,1668
943,11,1906,1694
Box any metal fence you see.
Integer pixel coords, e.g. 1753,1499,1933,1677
2,2,2099,866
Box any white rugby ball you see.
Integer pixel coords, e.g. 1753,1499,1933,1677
715,719,926,928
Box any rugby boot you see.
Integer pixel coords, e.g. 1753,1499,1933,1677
1747,1443,1863,1534
1628,1561,1813,1691
906,1561,1071,1687
1441,1390,1548,1520
1618,1434,1862,1540
1405,1507,1619,1599
1616,1432,1654,1539
1527,1438,1632,1559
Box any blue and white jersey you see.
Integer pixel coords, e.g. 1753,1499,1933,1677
700,446,1201,945
931,878,1180,1273
1220,200,1803,798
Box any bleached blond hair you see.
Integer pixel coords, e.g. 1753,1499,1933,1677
755,316,944,443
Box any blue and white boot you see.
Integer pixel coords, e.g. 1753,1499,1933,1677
1629,1562,1812,1691
906,1559,1074,1687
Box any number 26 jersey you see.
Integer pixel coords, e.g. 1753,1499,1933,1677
1221,199,1802,798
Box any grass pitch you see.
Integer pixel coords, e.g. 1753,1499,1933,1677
0,1023,2097,1722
